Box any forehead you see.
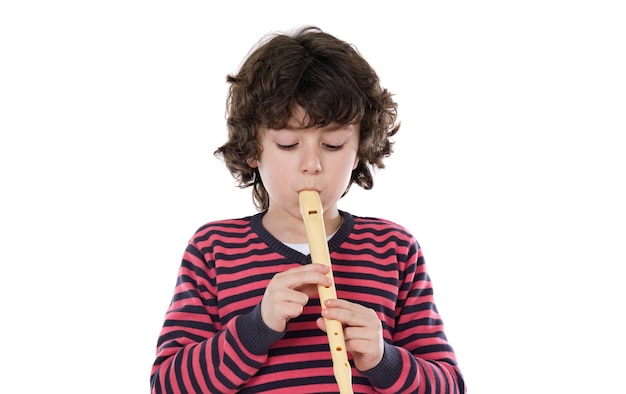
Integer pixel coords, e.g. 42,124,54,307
259,119,359,140
285,106,316,129
283,105,351,130
258,105,360,140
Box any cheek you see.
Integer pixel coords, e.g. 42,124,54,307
352,156,359,170
341,149,359,171
258,157,289,182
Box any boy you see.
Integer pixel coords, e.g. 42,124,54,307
151,26,466,393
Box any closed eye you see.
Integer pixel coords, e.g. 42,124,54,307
277,143,298,150
323,143,344,151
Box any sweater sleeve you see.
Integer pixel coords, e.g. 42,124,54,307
360,240,467,393
149,242,285,393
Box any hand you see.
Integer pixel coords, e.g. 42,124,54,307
261,263,332,332
317,299,384,372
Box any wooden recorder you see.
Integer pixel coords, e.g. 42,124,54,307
299,190,353,394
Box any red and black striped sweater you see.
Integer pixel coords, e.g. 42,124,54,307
151,211,465,393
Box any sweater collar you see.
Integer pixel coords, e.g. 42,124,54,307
249,210,354,262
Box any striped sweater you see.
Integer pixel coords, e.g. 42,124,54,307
150,211,465,393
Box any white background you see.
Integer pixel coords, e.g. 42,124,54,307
1,1,625,393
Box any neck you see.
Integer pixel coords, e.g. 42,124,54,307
262,206,342,244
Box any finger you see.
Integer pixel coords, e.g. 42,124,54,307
281,263,330,275
276,267,332,290
323,298,359,310
322,300,377,327
281,301,306,320
315,316,327,332
343,323,382,342
293,283,321,297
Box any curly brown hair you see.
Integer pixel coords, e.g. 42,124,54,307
214,26,400,211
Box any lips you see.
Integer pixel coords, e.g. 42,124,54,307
298,187,320,193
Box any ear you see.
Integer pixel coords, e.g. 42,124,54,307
247,157,259,168
352,157,359,170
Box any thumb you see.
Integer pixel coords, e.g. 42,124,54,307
316,316,327,333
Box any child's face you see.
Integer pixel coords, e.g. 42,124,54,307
250,106,360,220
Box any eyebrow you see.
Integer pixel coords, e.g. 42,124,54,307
282,122,349,132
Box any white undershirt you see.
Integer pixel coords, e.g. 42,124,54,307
284,231,337,255
283,242,311,255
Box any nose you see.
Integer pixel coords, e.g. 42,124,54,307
300,145,322,174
